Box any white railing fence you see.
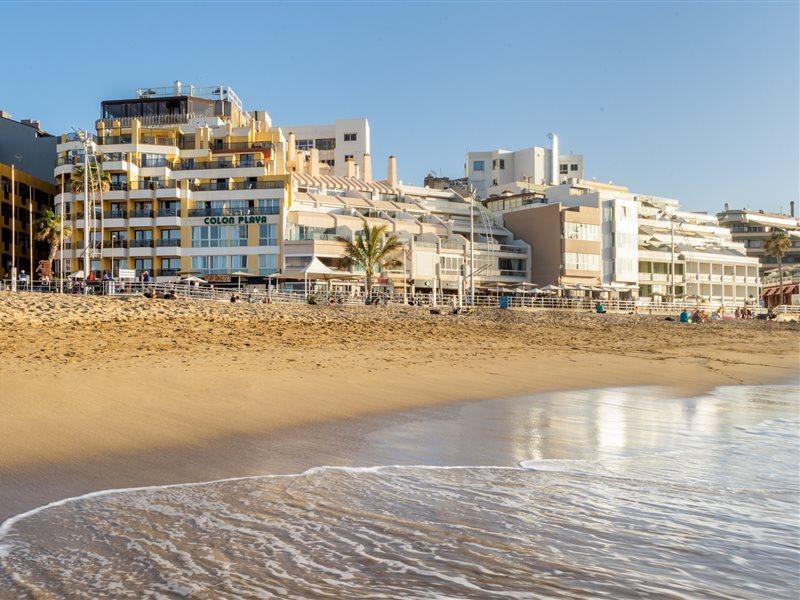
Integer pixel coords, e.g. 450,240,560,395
0,278,772,315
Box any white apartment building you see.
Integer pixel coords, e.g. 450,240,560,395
286,164,530,295
638,196,761,303
545,180,640,294
467,133,584,200
496,178,761,304
278,118,370,179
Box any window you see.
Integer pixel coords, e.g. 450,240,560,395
472,161,485,172
559,164,569,174
230,256,247,270
259,254,277,275
296,139,313,151
161,229,180,240
259,223,277,245
344,154,354,161
564,222,601,241
570,164,578,172
343,133,357,142
161,258,180,270
256,198,280,214
134,229,152,241
492,179,498,186
134,258,152,273
498,159,505,170
229,225,248,247
315,138,335,150
439,255,464,275
323,159,335,166
563,253,600,272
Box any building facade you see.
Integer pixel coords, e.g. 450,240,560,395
278,118,370,179
54,84,530,293
497,199,602,288
467,133,584,200
717,206,800,274
1,113,58,276
55,84,287,282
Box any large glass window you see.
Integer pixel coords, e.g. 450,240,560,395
296,139,313,151
259,254,277,275
315,138,336,150
259,224,277,246
564,222,601,241
472,160,485,172
564,253,600,271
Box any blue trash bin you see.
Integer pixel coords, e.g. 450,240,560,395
500,295,509,309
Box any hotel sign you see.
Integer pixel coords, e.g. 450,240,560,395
203,215,271,225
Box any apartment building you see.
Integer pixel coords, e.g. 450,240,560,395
488,197,601,288
54,83,287,282
637,196,760,303
284,163,530,294
1,113,57,275
55,83,530,292
467,133,584,200
485,178,759,304
278,118,370,179
717,205,800,274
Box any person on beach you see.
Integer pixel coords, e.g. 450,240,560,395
18,270,28,287
595,302,606,314
679,309,690,323
102,271,111,282
86,271,97,282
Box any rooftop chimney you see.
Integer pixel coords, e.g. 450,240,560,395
387,155,398,187
345,156,356,178
724,202,729,212
362,153,372,182
309,148,320,177
287,131,296,163
791,201,796,218
547,133,559,185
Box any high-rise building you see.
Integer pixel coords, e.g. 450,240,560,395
0,112,57,277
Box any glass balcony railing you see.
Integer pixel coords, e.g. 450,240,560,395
130,239,154,248
156,238,181,247
130,209,154,218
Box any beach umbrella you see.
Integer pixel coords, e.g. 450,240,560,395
68,270,85,280
181,275,206,285
230,270,251,292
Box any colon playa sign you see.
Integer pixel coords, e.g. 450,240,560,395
203,215,270,225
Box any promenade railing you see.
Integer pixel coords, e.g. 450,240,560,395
0,278,774,315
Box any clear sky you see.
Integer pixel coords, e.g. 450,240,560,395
1,1,797,214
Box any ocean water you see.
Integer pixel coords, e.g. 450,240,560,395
1,384,798,599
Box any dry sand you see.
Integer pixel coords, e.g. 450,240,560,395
0,292,797,516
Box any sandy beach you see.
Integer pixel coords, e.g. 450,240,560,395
0,292,797,518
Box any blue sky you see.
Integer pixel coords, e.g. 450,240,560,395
1,1,797,214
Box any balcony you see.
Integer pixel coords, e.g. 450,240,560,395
108,239,129,248
130,239,154,248
130,209,154,218
210,141,272,153
103,210,127,219
139,136,176,147
190,180,283,191
187,206,279,217
98,136,133,145
157,208,179,217
157,268,180,277
191,240,249,248
140,158,170,168
157,238,181,247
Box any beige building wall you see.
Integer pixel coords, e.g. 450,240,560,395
502,203,601,286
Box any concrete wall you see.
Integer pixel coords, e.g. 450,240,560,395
502,203,562,286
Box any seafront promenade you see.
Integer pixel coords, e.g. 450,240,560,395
2,278,795,316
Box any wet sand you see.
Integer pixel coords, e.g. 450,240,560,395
0,292,797,519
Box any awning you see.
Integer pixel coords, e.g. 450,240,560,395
762,287,777,296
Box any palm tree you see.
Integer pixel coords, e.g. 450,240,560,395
338,223,403,299
763,231,791,304
35,208,72,266
69,162,111,194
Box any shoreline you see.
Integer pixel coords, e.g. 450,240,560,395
2,379,796,529
0,293,797,519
